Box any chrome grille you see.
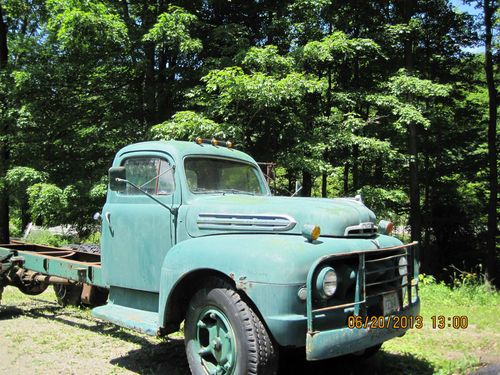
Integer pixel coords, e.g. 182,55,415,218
365,249,408,299
344,222,378,237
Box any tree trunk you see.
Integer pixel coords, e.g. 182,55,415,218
21,199,30,234
483,0,498,286
0,4,7,69
302,170,312,197
402,0,422,248
343,163,349,195
144,41,156,125
0,4,10,244
321,173,327,198
352,145,359,191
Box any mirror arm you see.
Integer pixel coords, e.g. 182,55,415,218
115,178,178,215
291,186,303,197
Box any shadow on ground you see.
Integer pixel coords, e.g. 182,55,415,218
1,302,434,375
110,344,435,375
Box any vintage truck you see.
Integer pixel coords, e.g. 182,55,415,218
0,139,420,374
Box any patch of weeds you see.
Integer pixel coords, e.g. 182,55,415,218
25,229,74,247
433,354,481,375
79,231,100,244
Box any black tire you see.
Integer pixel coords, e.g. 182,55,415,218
185,278,278,375
53,284,83,307
83,286,108,307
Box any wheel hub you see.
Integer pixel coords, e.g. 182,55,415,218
195,307,236,375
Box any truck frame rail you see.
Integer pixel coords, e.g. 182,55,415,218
0,242,105,288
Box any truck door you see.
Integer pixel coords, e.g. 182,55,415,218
101,153,178,292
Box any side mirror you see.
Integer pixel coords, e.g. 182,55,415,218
109,167,127,192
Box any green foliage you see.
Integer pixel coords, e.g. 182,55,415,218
419,271,499,307
89,181,107,201
0,0,493,281
150,111,225,141
143,5,201,55
47,0,128,53
27,183,64,226
242,46,293,75
5,167,47,192
357,186,409,225
368,70,450,131
25,229,72,247
387,70,451,98
302,31,382,70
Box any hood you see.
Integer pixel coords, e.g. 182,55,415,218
185,195,377,238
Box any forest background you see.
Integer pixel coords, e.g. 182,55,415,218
0,0,497,284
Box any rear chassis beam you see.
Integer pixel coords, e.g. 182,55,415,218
0,242,106,301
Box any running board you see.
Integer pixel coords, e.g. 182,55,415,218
92,304,159,336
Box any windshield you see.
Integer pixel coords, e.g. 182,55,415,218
184,157,267,196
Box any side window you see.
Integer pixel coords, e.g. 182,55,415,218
122,157,174,195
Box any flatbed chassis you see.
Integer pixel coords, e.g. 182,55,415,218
0,242,106,303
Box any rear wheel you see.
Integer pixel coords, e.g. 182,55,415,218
185,278,278,375
53,284,82,307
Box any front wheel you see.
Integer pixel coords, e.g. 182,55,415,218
185,278,278,375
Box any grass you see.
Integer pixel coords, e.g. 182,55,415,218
382,274,500,374
0,277,498,374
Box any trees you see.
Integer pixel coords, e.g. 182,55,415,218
0,0,493,282
481,0,498,285
0,1,10,243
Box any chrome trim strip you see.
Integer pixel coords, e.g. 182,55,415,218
197,213,297,232
344,222,377,236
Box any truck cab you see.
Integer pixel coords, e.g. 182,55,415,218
91,139,420,374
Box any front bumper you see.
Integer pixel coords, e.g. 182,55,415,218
306,299,420,360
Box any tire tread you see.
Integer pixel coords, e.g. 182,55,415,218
185,277,278,375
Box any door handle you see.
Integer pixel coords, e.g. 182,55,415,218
105,211,112,231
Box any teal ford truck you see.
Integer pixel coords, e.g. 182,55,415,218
0,139,420,374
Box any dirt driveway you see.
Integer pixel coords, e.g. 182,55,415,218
0,288,464,375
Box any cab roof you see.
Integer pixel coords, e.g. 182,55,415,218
116,140,257,164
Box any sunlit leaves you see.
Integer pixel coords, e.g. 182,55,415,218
47,0,128,54
368,70,450,131
150,111,225,141
27,183,64,226
302,31,383,71
242,45,293,75
143,5,201,55
387,69,451,98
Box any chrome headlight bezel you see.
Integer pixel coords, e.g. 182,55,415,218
315,266,338,299
398,256,408,276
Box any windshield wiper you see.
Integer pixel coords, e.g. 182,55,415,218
192,188,226,194
220,189,256,196
192,188,256,195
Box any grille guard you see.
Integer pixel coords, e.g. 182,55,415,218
305,241,419,334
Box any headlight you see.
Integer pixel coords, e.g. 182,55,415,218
399,257,408,301
398,257,408,276
316,267,337,299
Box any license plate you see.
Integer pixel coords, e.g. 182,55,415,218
383,292,400,315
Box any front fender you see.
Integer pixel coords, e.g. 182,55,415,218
158,233,402,346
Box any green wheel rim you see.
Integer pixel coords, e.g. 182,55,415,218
194,307,237,375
